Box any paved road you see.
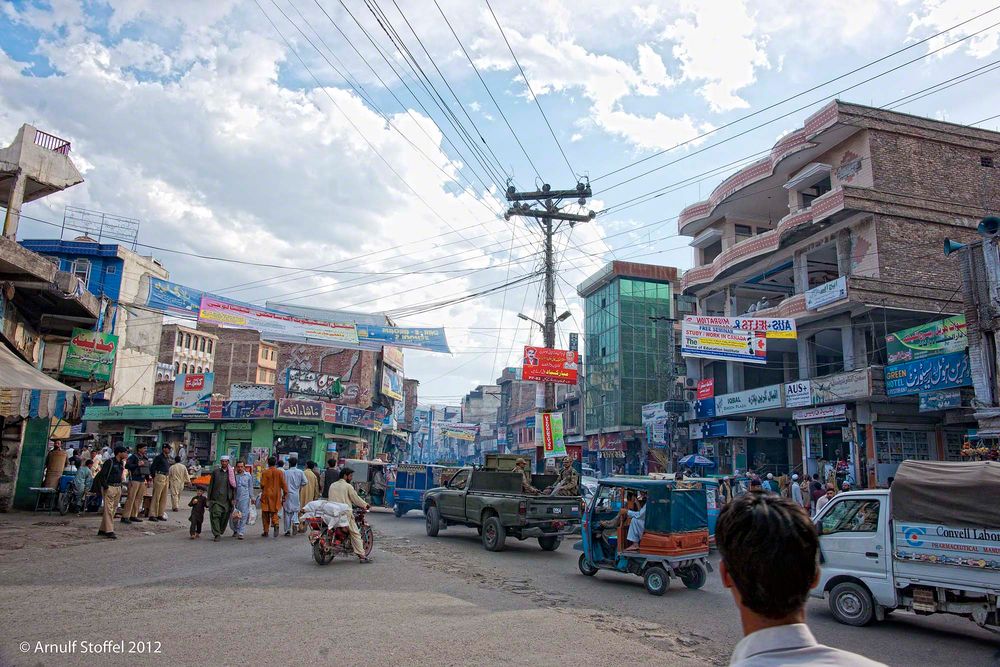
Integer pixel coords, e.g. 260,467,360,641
0,507,996,666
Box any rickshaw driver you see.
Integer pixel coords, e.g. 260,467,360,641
594,490,635,559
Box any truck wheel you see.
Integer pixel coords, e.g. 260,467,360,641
829,582,875,626
680,563,707,590
393,504,404,518
425,506,441,537
644,565,669,596
538,535,562,551
578,554,599,576
482,516,506,552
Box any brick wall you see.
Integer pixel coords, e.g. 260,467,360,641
157,325,178,365
199,324,263,398
868,127,1000,208
153,380,173,405
273,342,377,408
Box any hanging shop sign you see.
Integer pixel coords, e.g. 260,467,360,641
696,378,715,400
593,432,625,451
919,388,963,412
714,384,783,417
784,380,813,408
810,368,871,404
382,345,404,372
198,296,359,347
568,333,579,353
380,365,404,401
886,351,973,397
792,403,847,424
62,328,119,382
689,422,705,440
276,398,324,421
682,318,766,365
886,315,967,365
356,324,451,354
219,400,275,420
229,383,275,401
536,412,566,458
172,373,214,416
144,277,207,316
322,403,382,431
444,429,477,442
286,368,343,400
521,346,579,385
684,315,797,339
694,398,716,419
805,277,848,310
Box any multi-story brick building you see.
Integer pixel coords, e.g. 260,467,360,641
198,324,277,399
677,101,998,486
152,324,219,403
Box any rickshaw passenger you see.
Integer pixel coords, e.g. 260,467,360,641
371,466,387,506
623,494,647,551
596,491,634,559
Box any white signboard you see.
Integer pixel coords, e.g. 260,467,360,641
682,319,767,365
230,383,275,401
784,380,813,408
198,296,359,347
683,315,797,338
715,384,783,416
792,403,847,423
689,422,705,440
805,277,848,310
811,368,871,404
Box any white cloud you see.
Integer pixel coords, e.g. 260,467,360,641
910,0,1000,59
661,0,769,112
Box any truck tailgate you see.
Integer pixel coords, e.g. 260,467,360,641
526,497,582,522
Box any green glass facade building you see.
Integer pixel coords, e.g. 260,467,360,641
579,263,677,439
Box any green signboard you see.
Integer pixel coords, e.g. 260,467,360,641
886,315,967,365
84,405,176,421
62,328,119,382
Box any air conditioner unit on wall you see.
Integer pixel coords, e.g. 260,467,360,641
676,376,697,389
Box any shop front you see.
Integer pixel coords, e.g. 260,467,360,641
690,418,793,475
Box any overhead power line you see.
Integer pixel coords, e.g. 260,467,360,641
484,0,577,181
591,3,1000,183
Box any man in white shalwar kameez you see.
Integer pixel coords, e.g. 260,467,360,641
282,458,307,537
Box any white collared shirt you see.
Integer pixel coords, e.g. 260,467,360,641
729,623,885,666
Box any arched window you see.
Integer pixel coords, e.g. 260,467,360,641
207,340,213,354
183,333,190,348
174,362,180,374
199,338,206,352
196,366,202,374
181,363,188,374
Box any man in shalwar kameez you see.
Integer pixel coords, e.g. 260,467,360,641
232,460,254,539
282,458,307,537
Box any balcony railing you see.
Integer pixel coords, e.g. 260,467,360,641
33,129,71,155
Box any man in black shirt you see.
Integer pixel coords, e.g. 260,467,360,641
123,444,150,523
94,446,128,539
149,443,172,521
322,458,340,498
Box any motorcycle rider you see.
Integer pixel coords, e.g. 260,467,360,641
327,466,373,564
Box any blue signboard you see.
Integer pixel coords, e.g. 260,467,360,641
704,420,729,437
695,398,716,419
145,278,254,317
886,351,972,397
918,389,962,412
356,324,451,353
220,400,275,420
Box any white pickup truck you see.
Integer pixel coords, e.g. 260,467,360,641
812,460,1000,632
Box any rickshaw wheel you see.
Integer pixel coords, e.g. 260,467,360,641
680,563,707,590
643,566,669,596
578,554,598,576
312,541,332,566
393,504,404,518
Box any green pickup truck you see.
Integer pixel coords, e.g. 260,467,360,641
423,467,582,552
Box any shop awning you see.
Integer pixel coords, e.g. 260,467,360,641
325,433,367,444
0,343,80,419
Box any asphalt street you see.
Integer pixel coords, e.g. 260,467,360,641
0,506,996,667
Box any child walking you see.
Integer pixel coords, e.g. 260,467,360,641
188,487,207,539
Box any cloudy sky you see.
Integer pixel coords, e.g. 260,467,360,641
3,0,1000,405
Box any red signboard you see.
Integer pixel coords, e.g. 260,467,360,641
184,374,207,391
696,378,715,400
521,346,579,385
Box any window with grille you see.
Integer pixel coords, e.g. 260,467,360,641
874,429,932,464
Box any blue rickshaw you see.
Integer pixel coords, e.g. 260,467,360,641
392,464,447,517
576,477,712,596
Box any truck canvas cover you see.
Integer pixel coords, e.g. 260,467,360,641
891,460,1000,529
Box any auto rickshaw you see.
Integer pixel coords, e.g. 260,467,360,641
343,459,392,508
576,477,711,596
392,464,447,517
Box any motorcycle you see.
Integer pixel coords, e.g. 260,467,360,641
306,507,373,565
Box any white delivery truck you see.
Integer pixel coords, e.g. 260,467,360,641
812,459,1000,632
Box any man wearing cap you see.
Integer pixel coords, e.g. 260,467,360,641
123,444,150,523
93,446,128,539
763,473,779,494
511,458,539,495
790,474,805,508
207,456,235,542
327,466,372,563
546,456,580,496
149,443,172,521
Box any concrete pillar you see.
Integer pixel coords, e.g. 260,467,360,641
2,170,27,238
853,325,868,370
797,335,812,380
726,362,744,393
723,286,736,316
792,251,809,294
836,231,851,276
841,323,856,371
